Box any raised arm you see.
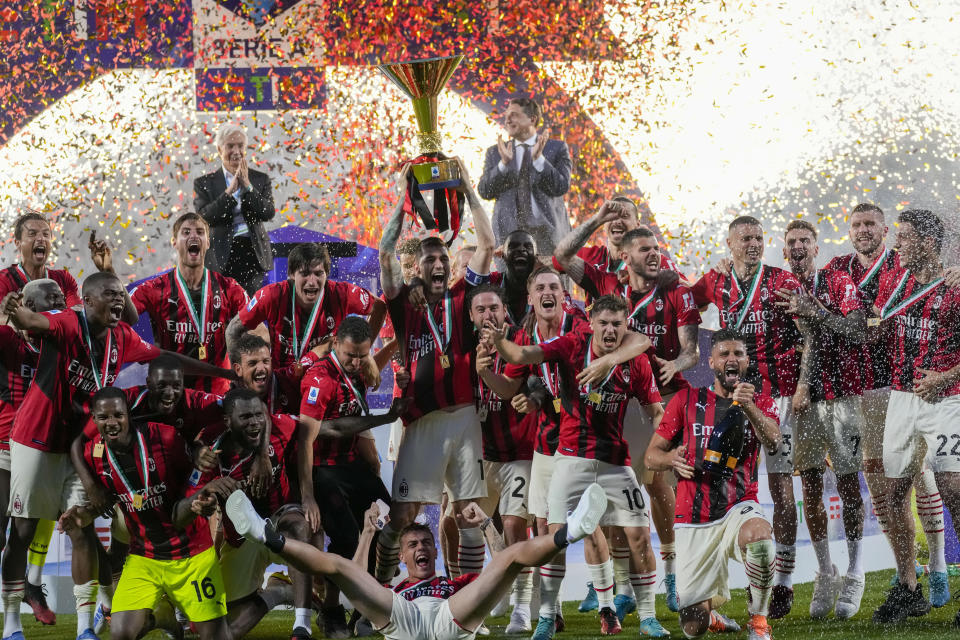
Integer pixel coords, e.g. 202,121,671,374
652,324,700,387
732,383,780,452
2,293,50,333
456,158,494,276
488,323,544,365
553,201,623,283
776,287,868,343
88,232,139,325
303,398,409,440
644,432,694,479
476,343,524,399
577,331,652,387
163,350,236,381
379,167,411,301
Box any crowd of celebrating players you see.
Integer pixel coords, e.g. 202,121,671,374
0,131,959,640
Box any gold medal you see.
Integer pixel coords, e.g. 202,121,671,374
867,317,881,328
589,392,602,405
93,443,104,458
553,398,562,412
132,493,144,509
440,354,451,369
198,344,207,360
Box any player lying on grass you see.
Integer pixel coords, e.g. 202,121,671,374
224,483,609,640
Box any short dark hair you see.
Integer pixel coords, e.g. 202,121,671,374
620,226,656,249
416,236,447,258
14,212,49,240
288,243,331,277
171,212,209,238
91,386,128,411
785,219,817,239
399,522,435,545
852,202,884,219
899,209,944,252
336,315,372,344
525,264,561,290
509,97,542,126
589,294,628,318
611,196,640,218
147,354,183,377
711,328,745,349
397,238,422,257
222,387,262,417
81,271,121,296
466,283,505,311
729,215,762,231
229,332,270,366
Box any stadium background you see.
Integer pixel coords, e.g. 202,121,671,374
1,0,959,612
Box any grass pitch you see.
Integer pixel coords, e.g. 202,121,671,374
15,569,959,638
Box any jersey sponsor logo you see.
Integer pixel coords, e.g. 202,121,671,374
188,468,202,487
213,294,222,310
655,298,664,311
306,386,320,405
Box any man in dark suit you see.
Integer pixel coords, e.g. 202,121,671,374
478,97,572,257
194,123,276,294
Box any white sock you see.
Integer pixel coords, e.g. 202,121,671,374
629,572,656,619
587,560,615,610
773,543,796,588
812,538,832,574
611,546,634,598
74,580,98,634
514,568,534,605
99,580,115,610
375,522,401,584
457,526,486,575
745,539,775,616
294,607,311,631
846,538,864,577
538,564,565,618
2,580,24,637
915,470,947,573
26,562,43,587
659,542,677,576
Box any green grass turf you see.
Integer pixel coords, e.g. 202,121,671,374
14,569,959,639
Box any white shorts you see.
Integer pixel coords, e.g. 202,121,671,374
476,460,531,520
676,502,767,609
0,449,9,472
8,443,86,520
392,405,486,504
220,539,282,602
860,387,890,461
387,418,404,463
794,396,864,475
547,456,650,528
883,390,960,478
763,396,795,475
528,452,554,519
380,593,477,640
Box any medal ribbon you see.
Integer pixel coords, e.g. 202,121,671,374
880,271,944,320
329,350,369,415
582,336,617,396
533,311,567,396
105,429,150,507
80,309,113,390
291,284,324,360
424,293,452,356
210,434,256,477
477,350,502,410
851,248,889,289
174,267,210,349
624,285,658,321
132,388,149,410
730,266,764,330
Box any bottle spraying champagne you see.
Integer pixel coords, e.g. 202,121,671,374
702,390,747,478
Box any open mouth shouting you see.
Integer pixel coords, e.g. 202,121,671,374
158,394,178,414
721,362,741,389
539,295,557,313
186,238,202,260
600,332,618,350
429,271,447,290
102,421,124,442
250,368,269,391
30,243,48,264
108,302,125,325
301,284,321,302
413,550,431,570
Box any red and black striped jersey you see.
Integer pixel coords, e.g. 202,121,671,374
825,250,901,390
299,355,368,466
84,422,211,560
0,263,81,307
475,325,536,463
387,277,484,424
538,328,661,466
0,327,39,451
82,386,223,443
239,279,376,370
657,387,779,525
875,269,960,396
13,310,161,453
192,414,298,547
798,269,864,401
691,265,802,398
393,573,479,601
131,269,247,394
579,262,700,396
503,309,590,455
552,245,680,304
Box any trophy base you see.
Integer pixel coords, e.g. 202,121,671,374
411,158,460,190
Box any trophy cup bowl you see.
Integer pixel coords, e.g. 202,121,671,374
377,55,464,190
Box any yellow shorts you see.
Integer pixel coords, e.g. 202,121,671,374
112,547,227,622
